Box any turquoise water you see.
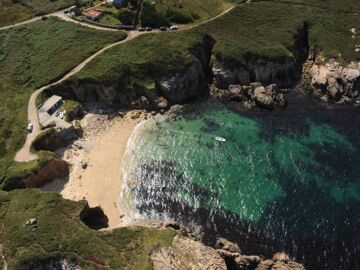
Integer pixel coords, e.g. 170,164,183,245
121,94,360,270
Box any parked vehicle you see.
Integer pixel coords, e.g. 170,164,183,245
170,25,178,30
59,112,64,119
138,27,146,32
64,9,70,14
160,26,167,31
41,16,48,20
145,27,153,31
27,123,33,133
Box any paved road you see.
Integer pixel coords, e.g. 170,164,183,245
14,6,236,162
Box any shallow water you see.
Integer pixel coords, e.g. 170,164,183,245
121,90,360,270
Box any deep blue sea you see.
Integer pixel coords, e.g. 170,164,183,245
121,89,360,270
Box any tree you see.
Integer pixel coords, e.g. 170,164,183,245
117,9,135,25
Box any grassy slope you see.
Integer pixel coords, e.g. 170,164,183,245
252,0,360,13
0,17,125,185
0,0,92,27
0,189,176,269
74,30,202,85
199,1,359,64
69,0,359,88
140,0,235,26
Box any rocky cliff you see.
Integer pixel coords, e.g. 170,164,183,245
211,23,309,91
151,234,305,270
48,59,207,111
302,51,360,103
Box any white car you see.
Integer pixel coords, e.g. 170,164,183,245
27,123,33,133
59,112,64,119
170,25,178,30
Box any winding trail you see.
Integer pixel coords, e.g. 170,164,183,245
13,5,236,162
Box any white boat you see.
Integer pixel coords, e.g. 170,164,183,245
215,136,226,142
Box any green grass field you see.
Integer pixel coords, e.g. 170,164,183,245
0,17,125,187
0,189,176,269
139,0,235,27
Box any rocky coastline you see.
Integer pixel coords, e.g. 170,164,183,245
46,28,359,112
7,21,359,270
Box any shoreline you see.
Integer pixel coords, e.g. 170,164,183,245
42,109,148,228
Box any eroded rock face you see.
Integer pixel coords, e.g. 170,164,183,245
157,61,207,104
212,56,251,89
50,61,207,111
211,55,301,90
303,53,360,103
151,235,227,270
212,83,287,110
23,159,69,188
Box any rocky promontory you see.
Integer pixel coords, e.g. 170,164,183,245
303,52,360,103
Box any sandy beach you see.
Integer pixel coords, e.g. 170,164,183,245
42,109,147,228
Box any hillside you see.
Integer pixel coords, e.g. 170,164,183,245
0,18,125,188
0,189,177,269
139,0,235,27
0,0,93,27
53,0,359,107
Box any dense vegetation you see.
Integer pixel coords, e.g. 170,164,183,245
0,18,125,187
0,189,176,269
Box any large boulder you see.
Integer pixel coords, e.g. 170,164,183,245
254,86,274,109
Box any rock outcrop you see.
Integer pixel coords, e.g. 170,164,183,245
212,83,287,110
255,253,304,270
151,235,227,270
150,235,305,270
214,238,304,270
303,52,360,103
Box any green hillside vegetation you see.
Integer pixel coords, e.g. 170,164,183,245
140,0,234,27
252,0,360,13
0,0,92,27
68,1,359,91
0,17,125,187
0,189,176,269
